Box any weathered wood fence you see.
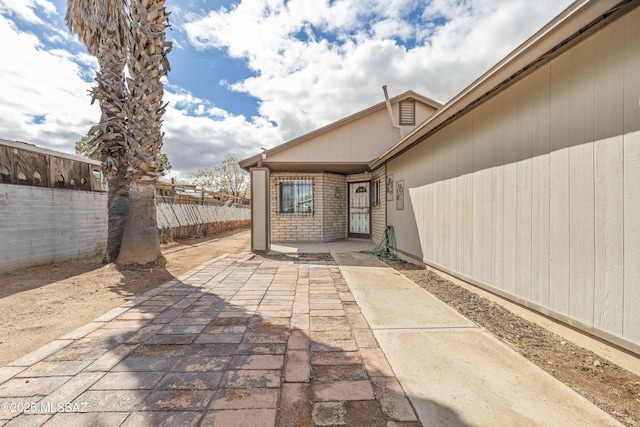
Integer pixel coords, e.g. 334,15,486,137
156,202,250,241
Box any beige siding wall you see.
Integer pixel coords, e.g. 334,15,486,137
387,8,640,352
269,103,438,165
371,166,386,244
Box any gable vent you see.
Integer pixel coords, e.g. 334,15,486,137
399,99,415,126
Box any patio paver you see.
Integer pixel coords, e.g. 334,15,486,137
0,252,418,426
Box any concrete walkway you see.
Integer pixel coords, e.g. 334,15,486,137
0,241,622,426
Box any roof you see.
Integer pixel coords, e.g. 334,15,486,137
370,0,634,169
239,90,442,171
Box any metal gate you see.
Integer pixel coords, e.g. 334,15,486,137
349,182,370,236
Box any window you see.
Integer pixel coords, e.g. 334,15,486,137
279,179,313,214
373,179,380,206
399,99,415,126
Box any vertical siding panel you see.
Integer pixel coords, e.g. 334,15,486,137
424,143,434,262
549,52,571,315
447,130,457,269
623,10,640,343
503,89,518,294
449,127,461,272
433,139,445,266
531,64,551,307
569,37,596,325
516,78,534,300
481,112,493,285
459,115,474,277
593,22,624,336
472,111,483,280
491,93,505,289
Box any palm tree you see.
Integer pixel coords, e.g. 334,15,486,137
66,0,171,266
65,0,130,263
115,0,172,266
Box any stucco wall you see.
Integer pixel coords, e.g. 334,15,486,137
0,183,107,272
387,7,640,353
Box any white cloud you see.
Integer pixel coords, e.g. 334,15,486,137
0,15,100,149
0,0,56,25
161,87,280,178
185,0,573,140
0,0,575,179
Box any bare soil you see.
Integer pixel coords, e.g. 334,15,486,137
393,262,640,427
0,229,251,368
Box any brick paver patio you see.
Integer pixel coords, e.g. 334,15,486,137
0,253,419,426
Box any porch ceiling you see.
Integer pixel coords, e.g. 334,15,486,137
261,161,371,175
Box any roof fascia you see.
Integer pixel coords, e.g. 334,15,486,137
239,90,442,170
370,0,628,170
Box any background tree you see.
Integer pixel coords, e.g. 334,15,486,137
191,153,249,202
216,153,249,200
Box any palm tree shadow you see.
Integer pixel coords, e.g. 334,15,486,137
1,251,468,426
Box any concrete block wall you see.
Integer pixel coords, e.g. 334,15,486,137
0,183,107,272
322,173,347,241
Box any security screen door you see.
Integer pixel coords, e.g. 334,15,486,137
349,182,370,236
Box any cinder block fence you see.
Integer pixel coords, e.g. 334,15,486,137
0,183,108,272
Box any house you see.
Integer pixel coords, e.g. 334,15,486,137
371,0,640,355
241,0,640,355
239,90,441,250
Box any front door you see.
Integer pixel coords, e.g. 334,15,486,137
349,182,370,237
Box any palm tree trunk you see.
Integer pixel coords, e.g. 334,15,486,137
103,169,129,263
116,179,164,265
93,39,130,263
116,0,171,267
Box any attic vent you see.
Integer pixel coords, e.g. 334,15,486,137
399,99,415,126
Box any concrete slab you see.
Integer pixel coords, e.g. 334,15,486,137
375,328,622,427
332,255,415,290
269,242,329,254
352,287,474,329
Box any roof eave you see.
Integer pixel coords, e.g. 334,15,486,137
240,89,442,171
370,0,627,170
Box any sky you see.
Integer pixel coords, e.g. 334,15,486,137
0,0,574,181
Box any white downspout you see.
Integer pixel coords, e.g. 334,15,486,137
382,85,403,139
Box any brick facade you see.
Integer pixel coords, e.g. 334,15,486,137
270,172,349,242
270,170,387,243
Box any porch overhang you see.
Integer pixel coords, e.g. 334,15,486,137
246,161,371,175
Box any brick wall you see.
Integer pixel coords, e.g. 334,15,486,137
323,173,347,241
0,183,107,272
270,173,323,242
270,173,350,242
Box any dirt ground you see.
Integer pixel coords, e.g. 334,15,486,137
1,229,638,425
0,228,251,368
